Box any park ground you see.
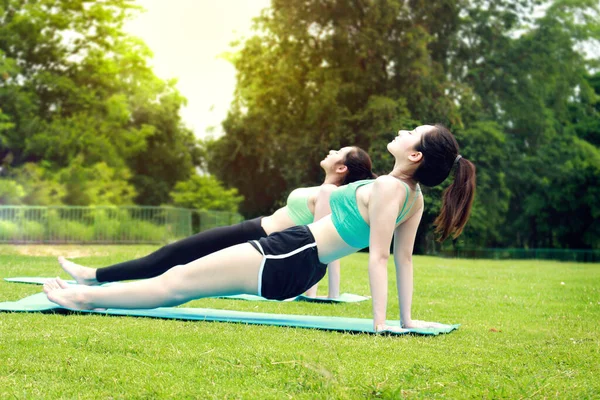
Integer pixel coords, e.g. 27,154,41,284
0,245,599,399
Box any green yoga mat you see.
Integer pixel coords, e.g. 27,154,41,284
0,292,459,336
4,277,370,303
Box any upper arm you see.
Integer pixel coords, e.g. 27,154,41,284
313,184,337,221
368,176,404,261
393,205,423,263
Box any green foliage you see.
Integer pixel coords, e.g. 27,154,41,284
0,179,24,204
570,72,600,147
510,135,600,249
208,0,600,249
1,160,137,207
207,0,462,216
2,0,600,248
0,0,201,206
52,220,94,242
0,220,18,240
364,97,418,175
11,163,65,205
128,220,168,242
170,174,244,212
454,121,511,247
20,220,46,241
46,209,94,242
0,206,187,243
57,156,136,206
92,208,122,242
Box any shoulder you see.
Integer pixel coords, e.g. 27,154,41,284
372,175,404,195
317,183,338,195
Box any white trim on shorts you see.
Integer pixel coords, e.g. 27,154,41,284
252,240,317,297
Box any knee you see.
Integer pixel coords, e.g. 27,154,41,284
159,265,190,304
151,242,178,262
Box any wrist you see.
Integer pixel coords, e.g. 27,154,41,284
373,319,386,329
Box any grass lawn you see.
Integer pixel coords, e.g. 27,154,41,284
1,245,599,399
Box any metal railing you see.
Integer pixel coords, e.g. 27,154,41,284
437,248,600,263
194,210,245,233
0,206,243,244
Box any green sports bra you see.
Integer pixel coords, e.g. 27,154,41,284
284,187,314,226
330,179,421,249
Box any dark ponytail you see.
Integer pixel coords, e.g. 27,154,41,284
433,157,476,241
342,147,377,185
413,125,476,241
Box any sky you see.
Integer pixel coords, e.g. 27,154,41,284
124,0,271,139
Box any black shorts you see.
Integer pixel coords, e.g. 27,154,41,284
249,226,327,300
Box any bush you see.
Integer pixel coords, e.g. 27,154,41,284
92,208,121,242
0,220,19,241
129,220,167,242
47,217,94,242
21,220,46,241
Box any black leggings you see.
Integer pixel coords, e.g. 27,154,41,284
96,217,268,283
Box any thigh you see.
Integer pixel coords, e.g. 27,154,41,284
167,243,264,299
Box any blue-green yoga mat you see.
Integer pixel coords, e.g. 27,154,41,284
0,292,459,335
4,277,370,303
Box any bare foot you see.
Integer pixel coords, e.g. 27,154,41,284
43,277,63,292
58,256,99,285
44,277,93,310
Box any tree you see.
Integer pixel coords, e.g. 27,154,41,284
0,179,24,205
454,121,510,248
170,174,243,212
57,156,136,206
570,72,600,147
212,0,600,250
11,163,65,205
0,0,199,206
426,0,600,248
209,0,459,216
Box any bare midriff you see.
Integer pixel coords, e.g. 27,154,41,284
308,215,361,265
260,208,297,235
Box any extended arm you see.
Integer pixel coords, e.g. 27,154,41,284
305,184,339,298
367,176,404,331
393,205,448,329
326,259,340,298
392,206,422,327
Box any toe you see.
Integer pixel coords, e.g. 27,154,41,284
56,277,70,289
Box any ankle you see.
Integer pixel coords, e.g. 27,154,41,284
75,289,92,309
85,268,98,282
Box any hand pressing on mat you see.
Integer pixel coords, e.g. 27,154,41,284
375,324,408,334
401,320,449,329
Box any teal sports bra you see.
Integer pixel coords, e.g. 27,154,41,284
330,179,421,249
284,187,314,225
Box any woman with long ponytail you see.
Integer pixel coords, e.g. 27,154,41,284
413,124,476,241
45,125,475,333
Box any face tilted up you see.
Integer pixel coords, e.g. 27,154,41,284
387,125,434,163
320,146,353,172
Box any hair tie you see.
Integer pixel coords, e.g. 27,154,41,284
454,155,462,165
